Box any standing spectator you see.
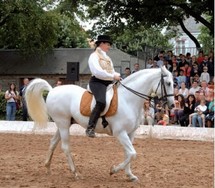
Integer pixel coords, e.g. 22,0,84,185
143,100,154,125
122,67,131,78
131,63,140,73
190,55,198,66
197,51,204,64
200,66,210,84
5,83,19,121
178,55,188,69
189,81,201,95
169,62,179,74
146,58,153,69
199,55,210,74
150,61,159,68
19,78,30,121
190,62,201,85
55,80,63,87
179,94,196,126
180,62,192,87
178,82,189,98
208,57,214,82
156,54,164,68
185,52,192,64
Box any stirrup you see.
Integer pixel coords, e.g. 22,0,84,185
86,128,96,138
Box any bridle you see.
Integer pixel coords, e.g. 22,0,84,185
119,73,174,107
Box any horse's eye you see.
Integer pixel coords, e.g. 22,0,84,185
167,82,171,86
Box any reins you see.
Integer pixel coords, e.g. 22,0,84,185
118,73,174,106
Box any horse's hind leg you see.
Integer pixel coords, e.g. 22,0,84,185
58,126,79,179
110,131,138,182
45,128,61,174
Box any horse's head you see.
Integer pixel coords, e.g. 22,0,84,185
152,66,175,109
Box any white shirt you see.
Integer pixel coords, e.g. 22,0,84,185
88,48,120,80
200,72,210,83
189,86,201,95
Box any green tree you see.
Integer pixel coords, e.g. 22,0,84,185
70,0,214,49
112,27,173,56
0,0,59,56
0,0,89,56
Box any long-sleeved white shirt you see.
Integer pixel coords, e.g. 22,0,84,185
88,48,120,81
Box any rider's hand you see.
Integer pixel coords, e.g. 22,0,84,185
114,75,121,81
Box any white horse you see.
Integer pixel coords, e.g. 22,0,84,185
25,66,174,182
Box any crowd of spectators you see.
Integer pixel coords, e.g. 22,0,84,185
143,50,214,128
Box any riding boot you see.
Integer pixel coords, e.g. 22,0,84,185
86,102,105,138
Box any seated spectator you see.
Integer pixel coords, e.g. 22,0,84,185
177,69,186,88
178,82,189,98
205,98,214,128
143,100,154,125
188,99,207,127
199,80,210,97
189,81,201,95
155,101,169,124
179,94,196,127
170,94,185,124
157,110,169,126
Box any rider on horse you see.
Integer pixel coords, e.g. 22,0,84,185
86,35,121,138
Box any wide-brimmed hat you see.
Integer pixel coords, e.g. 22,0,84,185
95,35,112,45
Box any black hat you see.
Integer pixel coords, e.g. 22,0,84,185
95,35,112,45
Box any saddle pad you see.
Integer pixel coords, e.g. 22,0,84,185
80,85,118,117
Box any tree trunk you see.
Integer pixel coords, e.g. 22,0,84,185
177,18,201,49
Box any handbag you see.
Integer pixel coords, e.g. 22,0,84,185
16,100,21,110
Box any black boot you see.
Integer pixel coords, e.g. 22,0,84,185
86,102,105,138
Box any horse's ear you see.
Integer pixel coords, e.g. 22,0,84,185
161,66,166,74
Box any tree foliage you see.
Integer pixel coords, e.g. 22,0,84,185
0,0,89,56
71,0,214,48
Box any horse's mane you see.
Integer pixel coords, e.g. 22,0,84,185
121,68,161,84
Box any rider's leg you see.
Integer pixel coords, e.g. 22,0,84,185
86,101,105,137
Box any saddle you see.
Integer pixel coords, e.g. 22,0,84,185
80,84,118,117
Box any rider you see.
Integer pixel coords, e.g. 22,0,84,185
86,35,121,138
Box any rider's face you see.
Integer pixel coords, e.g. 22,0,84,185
100,42,111,52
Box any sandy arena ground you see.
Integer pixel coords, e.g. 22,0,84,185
0,133,213,188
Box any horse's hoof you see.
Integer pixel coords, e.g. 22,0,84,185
129,176,139,182
110,165,116,176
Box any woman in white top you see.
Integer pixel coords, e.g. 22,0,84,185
5,83,19,120
86,35,121,138
178,82,189,98
143,100,154,125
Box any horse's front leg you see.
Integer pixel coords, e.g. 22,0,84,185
125,132,138,181
110,131,138,182
45,128,61,174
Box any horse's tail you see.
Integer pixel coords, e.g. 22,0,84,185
25,78,52,127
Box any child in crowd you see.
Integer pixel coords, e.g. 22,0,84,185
177,69,186,88
200,66,210,84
